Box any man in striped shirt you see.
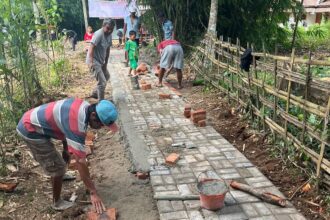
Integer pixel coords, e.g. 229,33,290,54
17,98,118,213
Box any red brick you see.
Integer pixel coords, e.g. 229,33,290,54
191,114,206,123
159,93,171,99
141,83,152,90
86,131,95,142
191,109,206,117
0,182,18,192
184,110,191,118
198,120,206,127
165,153,180,165
137,63,148,73
135,172,149,180
87,208,116,220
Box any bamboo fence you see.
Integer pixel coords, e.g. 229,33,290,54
189,35,330,187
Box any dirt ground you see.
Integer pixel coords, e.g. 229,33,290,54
0,44,158,220
164,74,329,220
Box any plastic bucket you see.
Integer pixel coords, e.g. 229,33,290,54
197,175,228,210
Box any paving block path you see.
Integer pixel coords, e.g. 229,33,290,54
108,50,306,220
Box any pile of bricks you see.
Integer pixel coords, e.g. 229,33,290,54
183,105,206,127
191,109,206,127
136,63,148,75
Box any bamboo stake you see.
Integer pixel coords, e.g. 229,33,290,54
273,45,279,142
252,44,261,130
284,49,295,139
317,97,330,177
261,42,266,131
236,38,241,102
301,51,312,144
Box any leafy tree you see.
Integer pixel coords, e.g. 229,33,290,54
141,0,295,49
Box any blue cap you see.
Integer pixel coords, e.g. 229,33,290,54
96,100,118,125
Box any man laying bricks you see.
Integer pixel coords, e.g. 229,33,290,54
156,39,184,89
16,98,118,213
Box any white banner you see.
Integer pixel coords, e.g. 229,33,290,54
88,0,141,18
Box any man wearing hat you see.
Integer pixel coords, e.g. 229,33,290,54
123,7,141,66
16,98,118,213
87,19,115,101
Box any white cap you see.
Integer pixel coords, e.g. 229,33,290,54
129,7,137,13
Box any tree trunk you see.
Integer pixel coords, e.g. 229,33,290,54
81,0,89,31
32,0,41,41
207,0,218,37
291,0,304,50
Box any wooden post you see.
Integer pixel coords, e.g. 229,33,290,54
81,0,89,31
227,38,231,102
284,49,296,139
261,42,266,130
236,38,241,102
316,97,330,178
246,42,254,120
301,51,312,144
252,44,261,130
273,45,278,143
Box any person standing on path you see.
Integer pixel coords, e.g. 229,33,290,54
87,19,115,101
125,30,139,77
158,12,174,40
123,7,141,66
116,28,124,46
16,98,119,213
84,26,94,52
156,39,184,89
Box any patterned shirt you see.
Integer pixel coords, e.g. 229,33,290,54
162,19,173,40
17,98,89,158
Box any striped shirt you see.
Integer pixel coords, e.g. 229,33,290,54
17,98,90,158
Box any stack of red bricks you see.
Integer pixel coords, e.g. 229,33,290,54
183,104,206,127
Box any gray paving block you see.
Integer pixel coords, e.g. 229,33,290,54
183,200,201,210
188,210,204,220
171,201,185,211
158,200,173,213
160,211,188,220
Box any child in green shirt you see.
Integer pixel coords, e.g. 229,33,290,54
125,30,139,76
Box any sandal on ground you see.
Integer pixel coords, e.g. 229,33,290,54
52,199,74,211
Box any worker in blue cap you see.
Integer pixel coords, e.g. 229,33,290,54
17,98,118,213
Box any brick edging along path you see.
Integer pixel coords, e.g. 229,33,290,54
108,51,306,220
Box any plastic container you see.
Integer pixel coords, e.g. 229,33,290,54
197,171,228,210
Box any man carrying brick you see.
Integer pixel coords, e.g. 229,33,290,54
156,39,184,89
16,98,118,213
87,19,115,101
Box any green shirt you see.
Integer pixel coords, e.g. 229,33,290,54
125,40,138,60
